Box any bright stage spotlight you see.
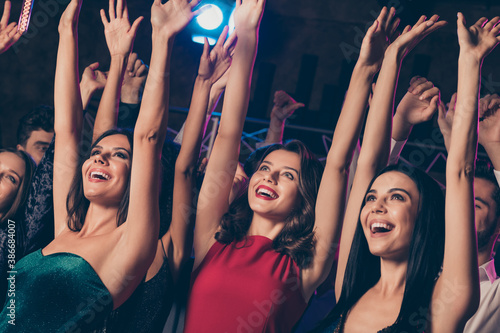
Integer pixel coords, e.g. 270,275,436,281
189,0,236,45
196,4,224,30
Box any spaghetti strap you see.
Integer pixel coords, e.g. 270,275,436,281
160,238,168,260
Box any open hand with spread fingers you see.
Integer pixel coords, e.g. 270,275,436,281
358,7,400,73
457,14,500,61
101,0,143,57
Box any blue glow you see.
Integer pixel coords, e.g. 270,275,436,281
228,8,235,34
196,4,224,31
192,35,218,46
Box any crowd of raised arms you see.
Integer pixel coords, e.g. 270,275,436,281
0,0,499,332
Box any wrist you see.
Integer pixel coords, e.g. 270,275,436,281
353,63,379,78
458,52,482,66
152,29,176,44
392,115,412,141
268,116,285,133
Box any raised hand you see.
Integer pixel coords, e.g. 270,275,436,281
479,94,500,146
392,76,440,140
80,62,108,109
81,62,107,93
198,26,236,84
387,14,447,60
457,14,500,61
233,0,266,35
58,0,82,34
437,93,456,151
101,0,143,57
358,7,400,73
0,0,22,53
121,52,148,104
271,90,304,122
151,0,200,37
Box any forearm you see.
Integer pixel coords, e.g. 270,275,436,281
447,54,480,168
134,32,174,143
176,76,212,172
328,64,375,170
262,117,284,146
357,51,400,172
93,55,127,142
54,31,83,138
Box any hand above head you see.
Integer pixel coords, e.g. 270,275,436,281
271,90,304,123
121,52,148,104
393,76,440,141
233,0,266,36
478,93,500,146
357,7,400,73
81,62,107,94
457,14,500,61
198,26,236,85
0,0,23,54
101,0,143,58
437,92,456,151
151,0,200,38
387,14,447,61
58,0,82,34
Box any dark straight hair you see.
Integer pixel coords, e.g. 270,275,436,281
66,129,134,231
315,164,445,332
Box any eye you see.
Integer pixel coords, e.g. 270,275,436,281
391,193,404,201
115,152,128,159
259,165,269,172
365,194,376,202
7,175,17,184
90,149,100,156
475,204,482,209
283,172,294,180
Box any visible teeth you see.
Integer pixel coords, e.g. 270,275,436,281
371,222,393,233
90,171,110,180
257,188,278,199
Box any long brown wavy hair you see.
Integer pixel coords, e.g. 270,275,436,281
215,140,324,269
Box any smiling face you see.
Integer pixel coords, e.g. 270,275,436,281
248,149,301,222
82,134,132,205
0,152,26,217
360,171,420,261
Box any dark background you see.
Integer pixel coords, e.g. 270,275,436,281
1,0,499,176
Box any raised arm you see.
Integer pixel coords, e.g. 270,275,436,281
389,76,440,164
93,0,143,142
0,0,23,54
258,91,305,147
80,62,107,110
336,14,446,298
432,14,499,332
168,28,232,278
53,0,83,237
193,0,266,269
115,0,198,280
302,7,400,298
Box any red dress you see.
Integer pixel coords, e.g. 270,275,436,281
185,235,308,332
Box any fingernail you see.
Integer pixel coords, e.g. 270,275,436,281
426,21,435,26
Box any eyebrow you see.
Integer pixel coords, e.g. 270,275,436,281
7,169,21,180
33,141,50,146
367,188,412,199
475,197,490,207
93,145,131,155
261,160,299,176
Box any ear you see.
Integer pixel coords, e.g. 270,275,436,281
16,144,25,152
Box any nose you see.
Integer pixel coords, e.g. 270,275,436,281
93,154,107,165
263,171,278,184
371,198,387,214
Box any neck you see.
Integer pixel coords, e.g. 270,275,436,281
79,203,120,237
247,213,285,240
478,246,495,267
375,258,408,296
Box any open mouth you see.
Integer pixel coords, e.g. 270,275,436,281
89,171,111,181
370,222,394,234
255,186,278,199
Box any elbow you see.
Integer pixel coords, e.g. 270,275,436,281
135,128,162,146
